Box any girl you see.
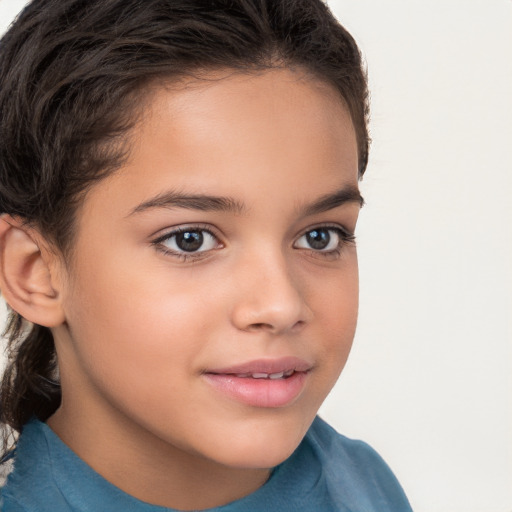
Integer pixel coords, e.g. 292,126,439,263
0,0,412,510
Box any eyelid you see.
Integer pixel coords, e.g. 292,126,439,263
294,223,355,242
151,223,222,242
151,224,223,260
149,222,355,262
293,224,356,254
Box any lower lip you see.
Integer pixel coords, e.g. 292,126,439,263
203,371,308,408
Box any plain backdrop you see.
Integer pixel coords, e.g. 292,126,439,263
1,1,511,511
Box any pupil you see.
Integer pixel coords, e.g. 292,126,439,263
306,229,330,250
176,231,203,252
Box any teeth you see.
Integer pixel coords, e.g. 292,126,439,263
252,373,269,379
234,371,294,379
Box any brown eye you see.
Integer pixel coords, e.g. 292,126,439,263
158,228,219,254
305,229,331,250
175,231,204,252
294,227,349,253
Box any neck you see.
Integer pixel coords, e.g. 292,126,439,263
48,393,270,510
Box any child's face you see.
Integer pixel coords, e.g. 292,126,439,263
52,68,361,471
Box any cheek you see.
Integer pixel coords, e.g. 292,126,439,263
64,255,219,394
321,281,358,343
313,261,359,372
309,250,358,324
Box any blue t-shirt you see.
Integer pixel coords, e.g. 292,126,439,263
0,417,412,511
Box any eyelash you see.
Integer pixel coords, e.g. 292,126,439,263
151,224,356,262
151,225,221,262
295,225,356,260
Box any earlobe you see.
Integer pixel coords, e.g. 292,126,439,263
0,215,65,327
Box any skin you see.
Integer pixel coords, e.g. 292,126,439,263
43,68,362,509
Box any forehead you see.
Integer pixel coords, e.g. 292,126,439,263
77,68,358,227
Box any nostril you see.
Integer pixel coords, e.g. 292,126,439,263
245,319,306,333
247,322,272,331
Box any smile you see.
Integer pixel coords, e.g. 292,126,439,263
232,369,295,379
203,357,312,408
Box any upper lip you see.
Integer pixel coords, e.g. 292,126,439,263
206,357,313,375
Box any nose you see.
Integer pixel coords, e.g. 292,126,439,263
229,250,312,335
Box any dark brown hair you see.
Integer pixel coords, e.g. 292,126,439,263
0,0,369,456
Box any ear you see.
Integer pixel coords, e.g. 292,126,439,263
0,215,66,327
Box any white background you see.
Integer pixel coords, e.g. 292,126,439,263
1,1,511,511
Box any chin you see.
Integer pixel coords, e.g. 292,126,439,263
218,441,300,470
205,416,311,469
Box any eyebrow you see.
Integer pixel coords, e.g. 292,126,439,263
301,185,365,216
128,185,364,217
129,191,246,216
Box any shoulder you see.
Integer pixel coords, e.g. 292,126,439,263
1,492,28,512
307,415,393,468
299,416,413,512
1,420,73,512
0,458,20,512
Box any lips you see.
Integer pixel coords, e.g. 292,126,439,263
206,356,312,376
203,357,312,408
